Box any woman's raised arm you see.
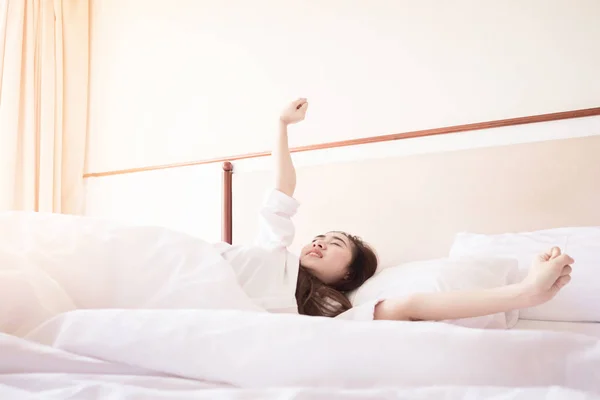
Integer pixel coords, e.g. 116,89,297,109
274,98,308,197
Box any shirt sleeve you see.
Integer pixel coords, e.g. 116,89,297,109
335,299,384,321
255,189,300,250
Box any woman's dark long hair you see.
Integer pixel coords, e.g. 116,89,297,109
295,233,378,317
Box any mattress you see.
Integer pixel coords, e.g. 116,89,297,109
512,319,600,338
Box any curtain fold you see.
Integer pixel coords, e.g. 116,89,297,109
0,0,89,214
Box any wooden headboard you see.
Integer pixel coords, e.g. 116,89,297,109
222,109,600,267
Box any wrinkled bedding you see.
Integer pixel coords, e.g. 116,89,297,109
1,211,599,399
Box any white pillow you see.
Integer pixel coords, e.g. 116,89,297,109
449,227,600,322
350,257,519,329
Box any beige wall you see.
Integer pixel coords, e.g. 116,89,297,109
83,1,600,240
233,135,600,267
87,0,600,173
84,116,600,243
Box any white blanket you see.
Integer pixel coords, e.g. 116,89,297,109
21,310,600,390
1,372,598,400
0,211,263,336
1,310,600,398
1,211,600,398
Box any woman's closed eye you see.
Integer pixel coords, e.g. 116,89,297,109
312,239,340,246
311,234,349,248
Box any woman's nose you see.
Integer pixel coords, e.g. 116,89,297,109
313,241,326,250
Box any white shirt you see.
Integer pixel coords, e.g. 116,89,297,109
214,189,301,313
214,189,378,320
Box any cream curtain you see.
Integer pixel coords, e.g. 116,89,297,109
0,0,89,214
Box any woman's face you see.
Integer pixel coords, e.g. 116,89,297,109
299,232,354,285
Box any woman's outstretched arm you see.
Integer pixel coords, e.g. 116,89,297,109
274,98,308,197
374,247,574,321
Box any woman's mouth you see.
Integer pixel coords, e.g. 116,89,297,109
307,249,323,258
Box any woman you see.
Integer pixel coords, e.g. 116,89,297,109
216,98,574,322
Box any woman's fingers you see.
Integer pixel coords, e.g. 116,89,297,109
555,274,571,289
553,253,574,267
293,98,307,108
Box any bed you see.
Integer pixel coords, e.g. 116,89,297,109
224,115,600,395
1,110,600,399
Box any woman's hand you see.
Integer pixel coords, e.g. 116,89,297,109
280,98,308,126
519,247,574,307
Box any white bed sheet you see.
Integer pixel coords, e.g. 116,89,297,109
513,319,600,338
0,309,599,399
1,376,599,400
